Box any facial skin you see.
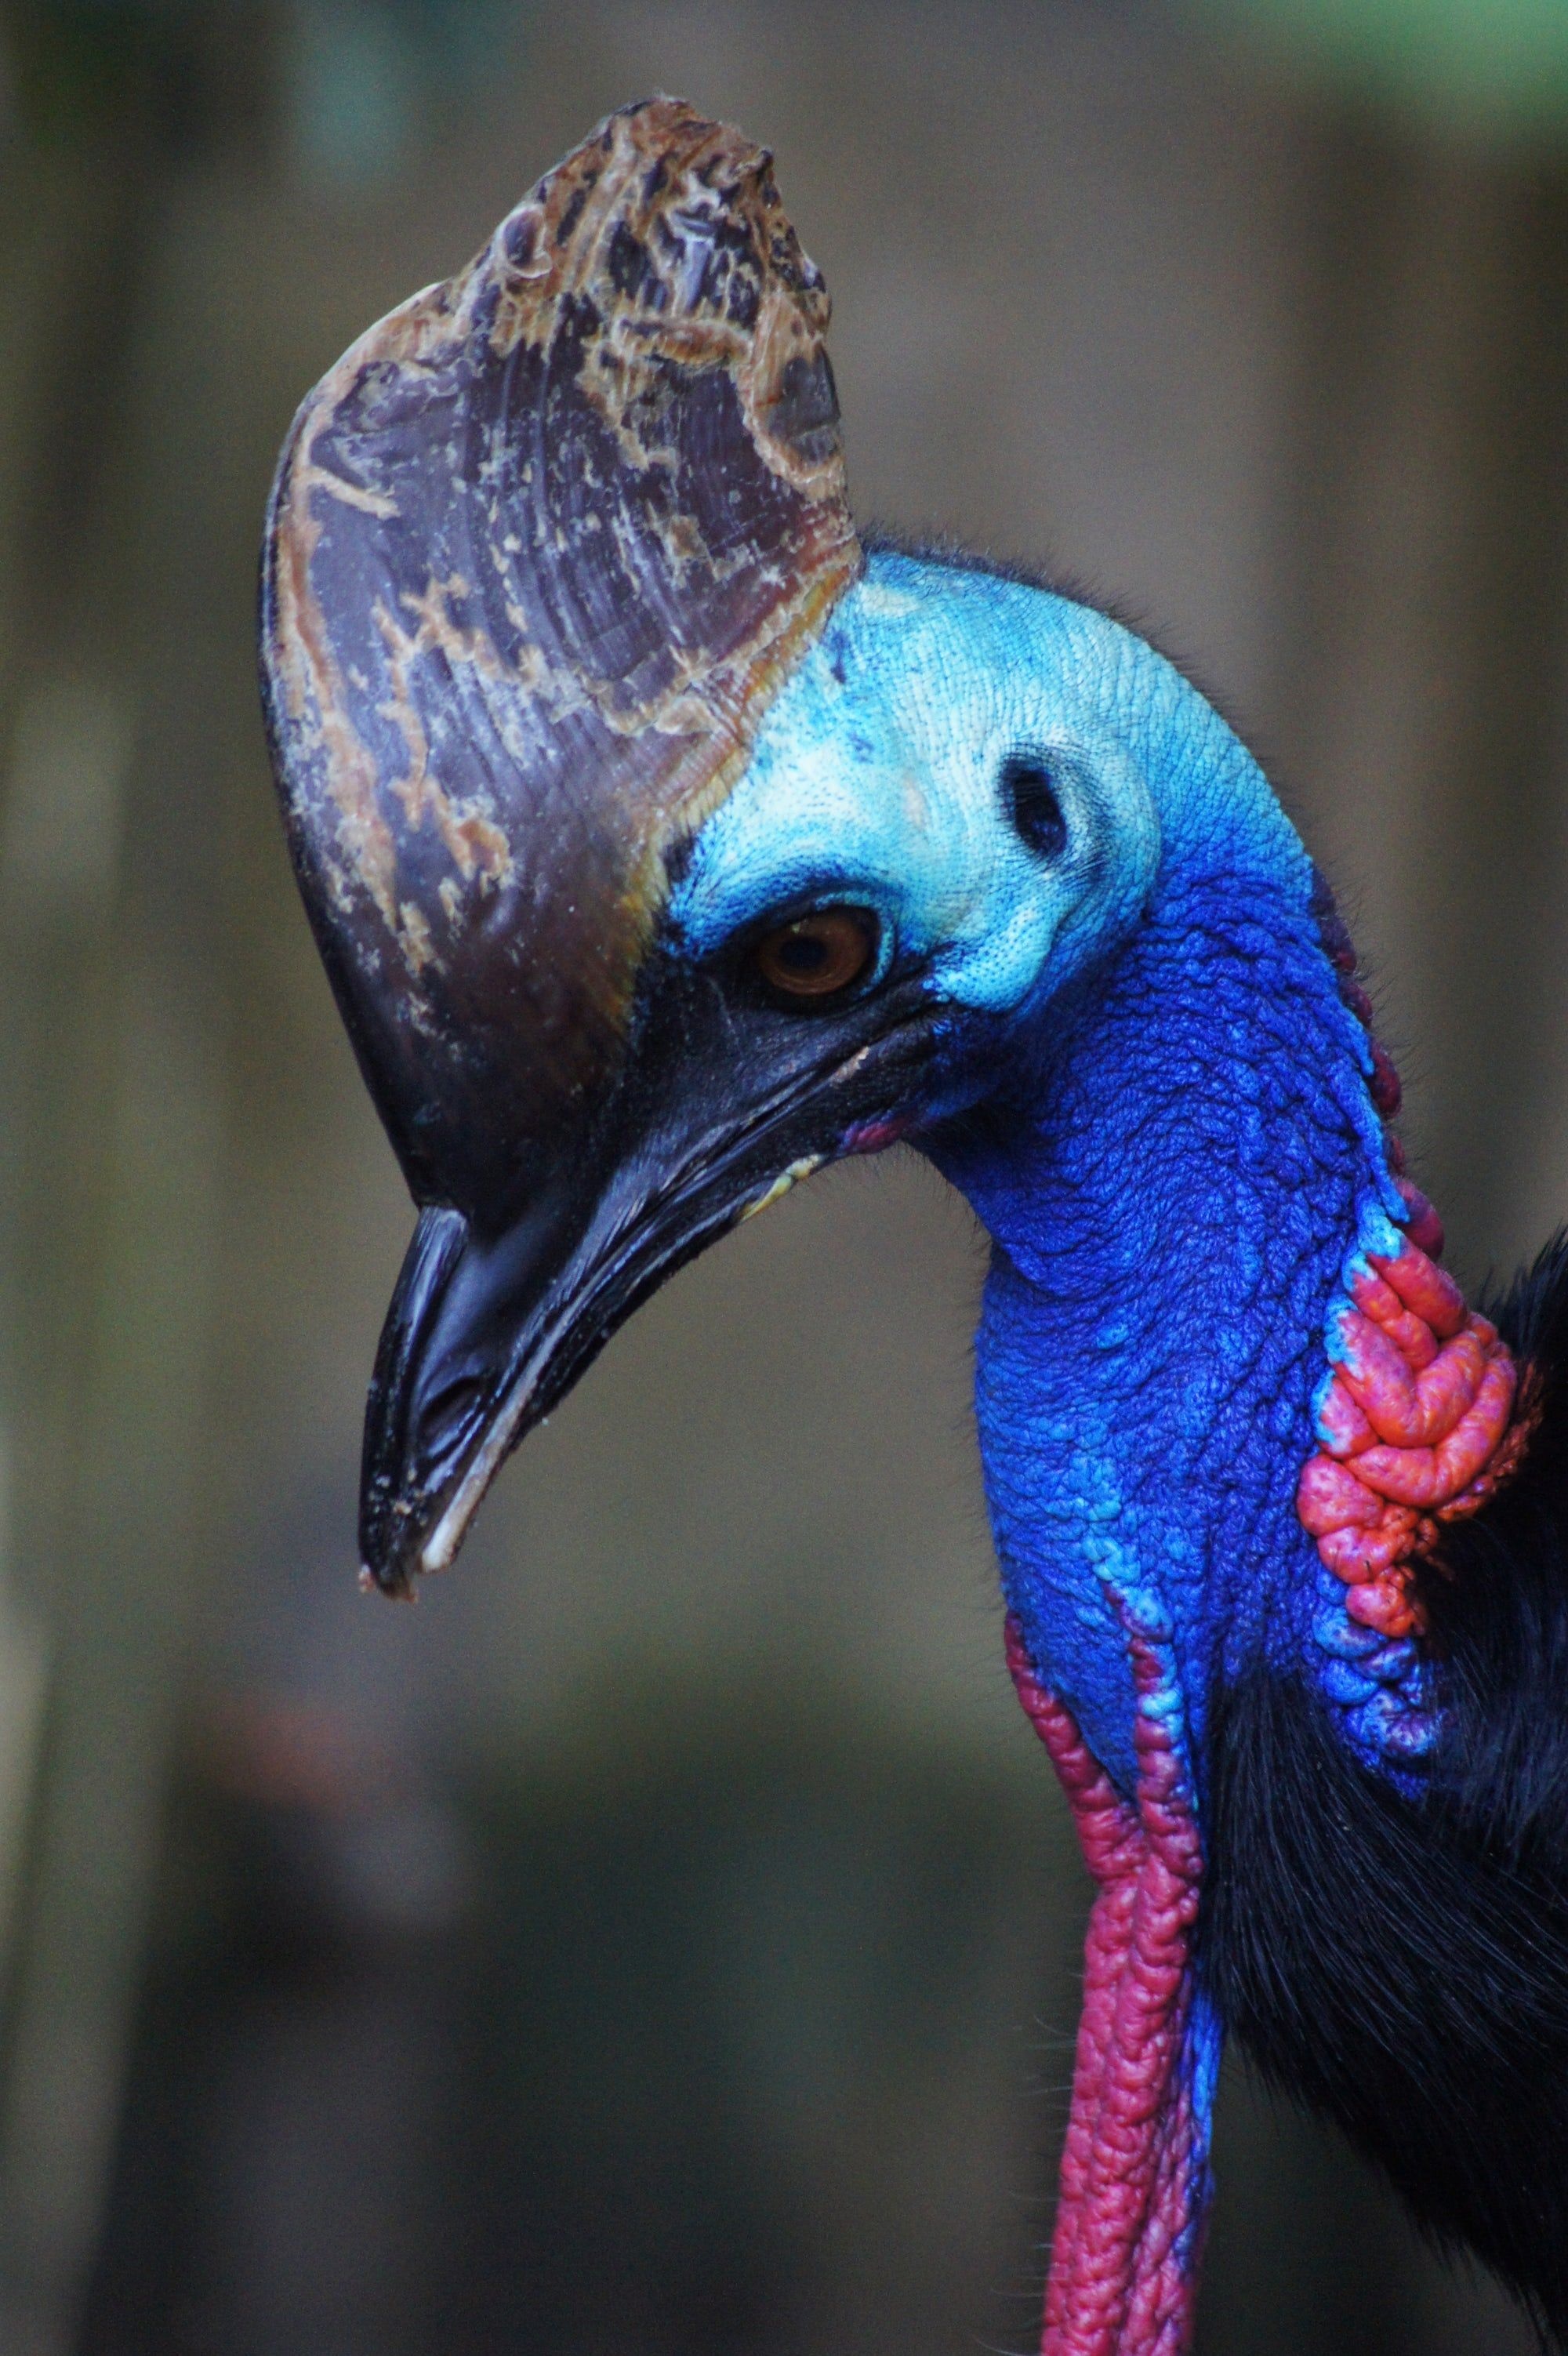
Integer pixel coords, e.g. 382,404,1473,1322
673,554,1163,1045
673,546,1307,1036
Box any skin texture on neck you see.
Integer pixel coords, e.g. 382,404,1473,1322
927,831,1398,1795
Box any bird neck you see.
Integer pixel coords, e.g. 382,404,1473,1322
931,851,1414,1795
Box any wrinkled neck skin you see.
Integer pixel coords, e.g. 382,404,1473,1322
927,727,1402,1803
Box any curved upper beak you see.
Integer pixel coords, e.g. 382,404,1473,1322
359,965,936,1594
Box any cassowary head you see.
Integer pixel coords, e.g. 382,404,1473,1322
263,100,1568,2356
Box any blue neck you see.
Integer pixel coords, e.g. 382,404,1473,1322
930,855,1400,1793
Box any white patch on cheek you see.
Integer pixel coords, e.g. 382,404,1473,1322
856,583,924,622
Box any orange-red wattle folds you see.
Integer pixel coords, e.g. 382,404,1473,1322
1006,1618,1213,2356
1298,1238,1526,1641
1300,887,1533,1661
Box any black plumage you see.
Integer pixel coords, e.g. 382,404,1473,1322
1203,1235,1568,2343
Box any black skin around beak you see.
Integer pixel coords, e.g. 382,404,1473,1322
359,951,938,1595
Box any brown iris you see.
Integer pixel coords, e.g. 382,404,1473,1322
753,907,877,1001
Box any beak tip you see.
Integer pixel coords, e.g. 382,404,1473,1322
360,1559,417,1603
357,1496,467,1602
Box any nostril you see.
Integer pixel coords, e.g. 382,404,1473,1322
1001,756,1068,863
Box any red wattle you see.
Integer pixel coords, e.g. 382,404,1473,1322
1297,1236,1526,1639
1301,883,1530,1646
1006,1617,1207,2356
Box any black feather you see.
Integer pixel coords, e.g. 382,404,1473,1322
1202,1233,1568,2344
1425,1232,1568,1868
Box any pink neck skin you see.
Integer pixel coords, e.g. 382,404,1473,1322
1007,1617,1210,2356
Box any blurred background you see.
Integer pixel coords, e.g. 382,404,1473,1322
1,2,1566,2351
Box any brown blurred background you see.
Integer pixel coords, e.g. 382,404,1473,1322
1,2,1566,2351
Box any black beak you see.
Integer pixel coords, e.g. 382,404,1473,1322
359,966,937,1595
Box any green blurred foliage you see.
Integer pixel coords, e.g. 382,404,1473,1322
1212,0,1568,136
3,1,528,175
4,0,275,154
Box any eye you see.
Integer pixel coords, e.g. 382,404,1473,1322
1002,757,1067,862
753,907,877,1002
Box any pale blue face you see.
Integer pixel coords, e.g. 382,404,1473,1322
672,550,1291,1028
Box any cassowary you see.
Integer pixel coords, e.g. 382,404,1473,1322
260,100,1568,2354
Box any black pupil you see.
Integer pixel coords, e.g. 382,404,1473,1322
779,931,829,974
1004,758,1067,861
